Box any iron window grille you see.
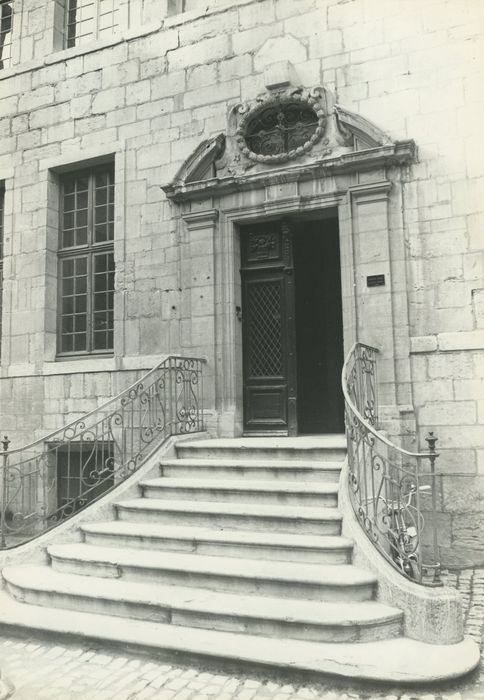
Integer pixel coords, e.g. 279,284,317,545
0,0,13,70
58,166,115,357
245,102,319,157
66,0,119,48
0,187,4,357
54,441,115,518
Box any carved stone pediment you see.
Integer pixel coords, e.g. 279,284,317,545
162,85,416,202
168,133,225,188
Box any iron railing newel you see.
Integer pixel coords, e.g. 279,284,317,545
425,431,441,584
0,436,10,548
0,356,205,549
342,343,442,587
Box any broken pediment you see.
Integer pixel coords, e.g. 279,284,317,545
162,84,416,203
334,105,393,150
168,133,225,188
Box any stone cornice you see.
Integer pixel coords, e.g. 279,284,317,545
163,140,417,203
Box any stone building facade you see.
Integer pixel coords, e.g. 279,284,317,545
0,0,482,566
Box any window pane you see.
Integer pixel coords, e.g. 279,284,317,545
61,334,74,353
64,180,76,195
67,0,118,48
95,206,107,224
95,224,108,243
77,191,88,209
62,277,74,296
75,256,87,275
62,297,74,315
62,259,74,277
62,316,74,333
94,253,108,273
95,172,108,188
75,314,86,332
0,187,3,261
0,1,14,70
76,275,87,294
59,254,88,353
91,251,114,350
67,0,93,49
75,228,88,246
94,274,107,293
62,231,74,248
94,292,107,311
58,167,114,355
63,212,75,230
96,188,107,205
64,194,75,212
1,186,6,354
74,333,86,352
76,294,87,313
76,209,88,228
77,176,89,192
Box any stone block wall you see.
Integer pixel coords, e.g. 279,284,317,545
0,0,482,564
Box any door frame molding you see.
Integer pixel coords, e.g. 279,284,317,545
166,131,417,440
218,191,352,436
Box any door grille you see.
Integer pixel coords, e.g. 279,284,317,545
247,281,283,377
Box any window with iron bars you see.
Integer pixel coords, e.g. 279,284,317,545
66,0,120,48
0,0,13,70
54,442,115,518
58,166,115,356
0,186,4,357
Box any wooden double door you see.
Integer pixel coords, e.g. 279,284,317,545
241,218,344,435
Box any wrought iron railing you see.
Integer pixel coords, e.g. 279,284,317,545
342,343,441,585
0,355,205,549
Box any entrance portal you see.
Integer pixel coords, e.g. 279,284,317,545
240,216,344,435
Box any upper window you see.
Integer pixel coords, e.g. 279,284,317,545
58,166,115,356
0,0,13,70
66,0,119,48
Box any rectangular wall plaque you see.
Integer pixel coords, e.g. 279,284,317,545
367,274,386,287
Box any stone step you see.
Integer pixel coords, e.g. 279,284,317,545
81,522,354,564
138,478,339,507
0,592,477,683
114,498,342,535
47,544,376,601
160,458,342,482
3,566,403,643
176,436,347,463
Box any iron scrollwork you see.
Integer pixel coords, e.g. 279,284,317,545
342,342,441,586
236,89,327,164
0,355,205,549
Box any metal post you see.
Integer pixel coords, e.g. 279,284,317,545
200,360,204,431
425,431,441,584
168,357,174,437
1,435,10,548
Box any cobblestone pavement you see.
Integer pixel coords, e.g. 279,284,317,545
0,569,482,700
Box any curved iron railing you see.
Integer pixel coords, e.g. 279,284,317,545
0,355,205,549
342,343,441,585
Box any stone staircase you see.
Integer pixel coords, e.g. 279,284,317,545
0,436,477,683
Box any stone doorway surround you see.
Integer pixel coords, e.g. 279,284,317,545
162,74,417,440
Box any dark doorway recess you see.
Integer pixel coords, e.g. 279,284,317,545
240,216,345,435
293,218,344,434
